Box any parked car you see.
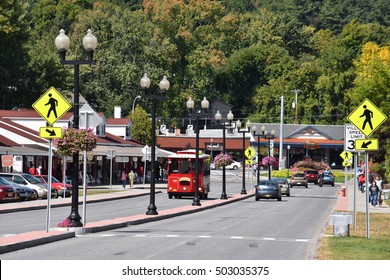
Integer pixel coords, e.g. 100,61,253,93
273,178,290,196
0,173,57,199
34,175,72,197
0,184,18,202
318,173,335,187
0,177,37,201
304,169,320,184
226,161,242,170
289,173,308,188
210,160,242,170
255,180,282,201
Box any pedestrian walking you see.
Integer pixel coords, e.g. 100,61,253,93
120,170,127,189
128,170,135,189
29,164,36,175
369,180,380,207
375,175,383,206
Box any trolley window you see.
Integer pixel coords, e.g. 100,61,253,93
180,159,191,174
169,159,179,174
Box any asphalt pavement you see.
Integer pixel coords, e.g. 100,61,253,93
1,177,389,255
0,182,255,254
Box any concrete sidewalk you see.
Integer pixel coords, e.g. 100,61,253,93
0,184,255,254
334,180,390,213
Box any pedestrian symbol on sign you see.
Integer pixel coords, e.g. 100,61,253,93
359,105,373,131
45,93,58,119
32,87,72,125
347,99,388,137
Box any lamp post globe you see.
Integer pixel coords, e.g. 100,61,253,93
159,75,170,92
140,73,151,90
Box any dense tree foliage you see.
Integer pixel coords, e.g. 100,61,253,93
0,0,389,179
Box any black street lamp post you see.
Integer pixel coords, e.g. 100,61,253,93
215,110,234,200
140,73,170,215
55,29,97,227
265,130,275,180
251,124,265,184
252,125,275,180
287,145,291,178
186,96,209,206
236,119,251,194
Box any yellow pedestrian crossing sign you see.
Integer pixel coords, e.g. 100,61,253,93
32,87,72,125
39,127,63,139
245,146,256,159
340,151,353,160
347,99,387,137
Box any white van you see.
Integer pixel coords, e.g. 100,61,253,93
0,173,58,199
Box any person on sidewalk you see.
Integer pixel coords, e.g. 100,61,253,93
369,180,380,207
128,170,135,189
375,175,383,206
120,170,127,189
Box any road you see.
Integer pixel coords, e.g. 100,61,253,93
0,170,245,236
1,171,339,260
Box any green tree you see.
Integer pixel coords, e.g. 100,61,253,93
129,105,151,145
0,0,30,109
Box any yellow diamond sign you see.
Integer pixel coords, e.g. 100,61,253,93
245,146,256,159
340,151,353,160
347,99,387,137
32,87,72,125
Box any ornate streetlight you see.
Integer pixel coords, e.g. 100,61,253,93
186,96,209,206
140,73,170,215
215,110,234,199
265,128,276,180
55,29,97,227
251,124,265,184
236,119,251,194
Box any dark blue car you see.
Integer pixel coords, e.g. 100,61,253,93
255,180,282,201
318,173,335,187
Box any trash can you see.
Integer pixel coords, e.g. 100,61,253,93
329,212,352,237
383,190,390,200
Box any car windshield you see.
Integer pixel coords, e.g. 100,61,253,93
39,175,60,183
0,177,12,185
24,174,44,184
276,179,288,183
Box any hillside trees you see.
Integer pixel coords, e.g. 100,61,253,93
0,0,30,109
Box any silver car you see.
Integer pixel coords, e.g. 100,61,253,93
0,173,57,199
273,178,291,197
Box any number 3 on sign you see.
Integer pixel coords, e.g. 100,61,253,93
346,140,355,150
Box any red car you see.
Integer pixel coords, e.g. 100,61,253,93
34,175,72,197
304,170,320,184
0,184,18,202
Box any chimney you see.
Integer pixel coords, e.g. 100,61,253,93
114,105,121,118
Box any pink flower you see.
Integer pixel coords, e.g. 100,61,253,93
213,153,233,168
262,156,278,167
54,127,96,156
57,218,72,228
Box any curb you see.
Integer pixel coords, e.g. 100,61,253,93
0,190,160,214
0,191,255,254
0,231,75,255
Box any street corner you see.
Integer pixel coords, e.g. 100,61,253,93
0,230,75,254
